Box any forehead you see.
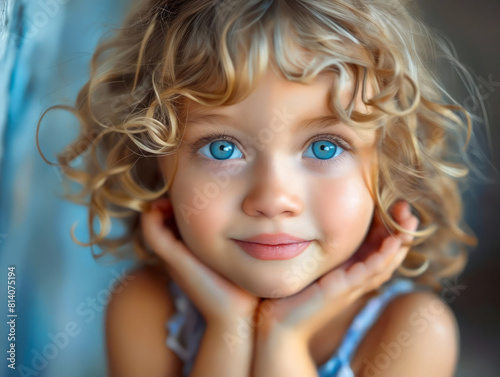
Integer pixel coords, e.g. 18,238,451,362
182,69,376,145
185,110,343,134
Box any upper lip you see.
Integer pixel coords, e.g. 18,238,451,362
233,233,310,245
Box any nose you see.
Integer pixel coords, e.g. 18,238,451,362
242,157,304,218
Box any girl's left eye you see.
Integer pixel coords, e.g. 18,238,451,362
303,139,345,160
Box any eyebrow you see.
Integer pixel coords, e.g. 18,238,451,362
184,112,351,133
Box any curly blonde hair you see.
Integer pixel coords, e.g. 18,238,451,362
37,0,484,292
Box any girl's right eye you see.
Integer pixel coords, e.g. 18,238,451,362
198,140,244,161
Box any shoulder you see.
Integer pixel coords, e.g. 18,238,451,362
105,264,183,377
353,288,459,377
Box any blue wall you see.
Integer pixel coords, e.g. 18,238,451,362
0,1,135,376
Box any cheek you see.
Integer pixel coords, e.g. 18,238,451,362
312,175,374,252
168,164,232,256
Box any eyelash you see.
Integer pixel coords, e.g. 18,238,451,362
187,131,352,167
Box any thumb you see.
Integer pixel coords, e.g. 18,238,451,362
141,201,196,276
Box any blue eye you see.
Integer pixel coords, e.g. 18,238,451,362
303,139,344,160
199,140,244,160
190,132,349,165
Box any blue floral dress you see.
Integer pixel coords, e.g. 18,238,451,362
166,278,423,377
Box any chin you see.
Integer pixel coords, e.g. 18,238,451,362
235,273,315,299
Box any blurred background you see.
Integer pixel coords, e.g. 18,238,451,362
417,1,500,375
0,0,498,376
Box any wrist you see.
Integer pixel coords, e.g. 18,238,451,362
253,324,315,377
208,311,255,331
205,301,258,329
206,315,256,355
256,320,308,353
190,318,254,377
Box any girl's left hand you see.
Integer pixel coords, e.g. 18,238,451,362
255,201,419,344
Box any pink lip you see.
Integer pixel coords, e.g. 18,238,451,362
237,233,309,245
231,233,311,261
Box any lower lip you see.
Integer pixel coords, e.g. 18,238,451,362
233,240,312,260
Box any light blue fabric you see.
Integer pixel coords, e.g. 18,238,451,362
317,278,418,377
166,278,422,377
166,280,206,377
0,1,134,376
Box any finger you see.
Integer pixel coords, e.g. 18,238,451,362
392,201,416,244
351,202,406,265
390,200,410,220
340,201,409,273
338,202,416,298
321,204,409,289
367,213,419,285
368,201,417,269
343,236,398,290
319,267,349,298
371,200,409,243
141,204,183,266
364,249,386,273
387,215,420,270
375,242,413,288
345,261,369,287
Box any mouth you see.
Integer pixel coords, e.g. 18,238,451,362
235,233,310,245
231,234,312,261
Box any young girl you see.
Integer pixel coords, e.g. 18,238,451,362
36,0,483,376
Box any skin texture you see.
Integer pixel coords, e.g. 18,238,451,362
159,66,379,299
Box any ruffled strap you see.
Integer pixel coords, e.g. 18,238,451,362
165,280,206,377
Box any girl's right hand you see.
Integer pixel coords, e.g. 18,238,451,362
140,197,261,327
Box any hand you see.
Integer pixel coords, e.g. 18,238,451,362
141,197,260,326
255,201,419,344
